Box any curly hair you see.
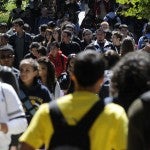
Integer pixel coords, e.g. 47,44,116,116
111,51,150,111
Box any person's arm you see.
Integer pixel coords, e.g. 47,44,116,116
0,123,8,133
18,104,52,149
2,83,28,134
18,142,35,150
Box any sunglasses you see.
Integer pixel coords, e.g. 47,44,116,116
0,54,14,59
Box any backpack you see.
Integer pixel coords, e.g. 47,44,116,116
48,99,104,150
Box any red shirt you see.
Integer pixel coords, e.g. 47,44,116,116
48,51,68,78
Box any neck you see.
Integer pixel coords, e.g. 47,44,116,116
23,81,33,88
40,77,47,85
75,85,99,94
17,30,24,37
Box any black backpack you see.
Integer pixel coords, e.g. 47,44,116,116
48,99,104,150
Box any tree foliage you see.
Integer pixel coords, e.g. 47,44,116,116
116,0,150,20
0,0,28,11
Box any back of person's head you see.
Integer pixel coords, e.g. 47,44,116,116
0,65,19,94
103,50,120,70
73,50,106,87
111,51,150,111
120,37,134,56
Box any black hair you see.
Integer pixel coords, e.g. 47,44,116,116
73,50,106,86
62,29,72,37
37,46,47,56
12,18,24,26
37,57,56,93
39,24,48,32
29,42,40,50
111,51,150,111
0,66,19,94
103,50,120,70
120,37,134,56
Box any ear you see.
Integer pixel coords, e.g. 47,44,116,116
98,75,104,85
70,72,76,82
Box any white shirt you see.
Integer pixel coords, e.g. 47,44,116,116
0,82,27,150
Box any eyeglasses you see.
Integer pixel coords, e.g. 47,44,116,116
0,54,14,59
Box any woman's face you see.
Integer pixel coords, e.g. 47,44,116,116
38,63,48,79
45,31,52,40
67,57,75,74
30,47,39,58
52,30,59,40
20,63,38,85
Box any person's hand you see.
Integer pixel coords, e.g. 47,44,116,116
0,123,8,133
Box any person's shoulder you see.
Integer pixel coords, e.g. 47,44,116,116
0,82,16,95
128,91,150,117
24,32,32,38
71,41,80,46
1,82,13,89
85,42,95,50
104,102,127,117
38,103,50,114
39,82,49,92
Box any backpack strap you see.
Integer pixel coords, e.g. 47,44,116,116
49,100,68,130
49,99,105,131
78,99,104,131
19,89,37,118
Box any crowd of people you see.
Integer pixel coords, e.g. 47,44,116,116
0,0,150,150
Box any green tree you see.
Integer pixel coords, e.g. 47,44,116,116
0,0,29,22
116,0,150,20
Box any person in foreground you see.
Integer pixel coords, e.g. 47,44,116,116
18,50,128,150
127,90,150,150
0,81,28,150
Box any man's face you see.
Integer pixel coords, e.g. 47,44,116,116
96,30,106,42
112,34,120,46
83,31,93,41
61,32,70,43
49,46,59,57
0,50,14,67
13,24,23,33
